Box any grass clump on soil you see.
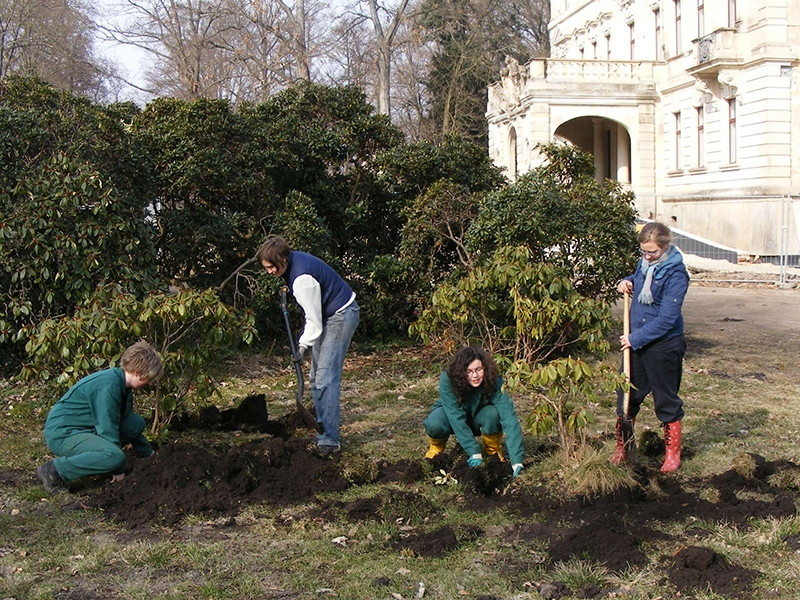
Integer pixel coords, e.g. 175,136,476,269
2,286,800,599
556,444,640,497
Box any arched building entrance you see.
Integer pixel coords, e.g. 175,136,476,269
554,117,632,184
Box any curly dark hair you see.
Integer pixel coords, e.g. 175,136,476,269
446,346,499,403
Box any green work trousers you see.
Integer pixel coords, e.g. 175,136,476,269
47,413,150,481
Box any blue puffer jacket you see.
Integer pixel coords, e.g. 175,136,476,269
623,246,689,350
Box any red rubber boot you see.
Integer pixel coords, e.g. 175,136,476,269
660,420,682,473
610,417,634,464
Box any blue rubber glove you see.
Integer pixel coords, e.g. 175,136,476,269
512,463,523,478
467,454,484,468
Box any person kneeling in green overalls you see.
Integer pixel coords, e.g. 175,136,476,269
423,346,524,477
36,341,164,495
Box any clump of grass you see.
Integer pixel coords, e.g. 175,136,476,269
341,452,378,485
768,468,800,490
560,445,640,497
731,452,760,478
643,474,669,500
698,486,722,503
378,488,436,524
550,558,610,590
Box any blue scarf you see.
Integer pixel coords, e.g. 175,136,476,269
638,246,680,305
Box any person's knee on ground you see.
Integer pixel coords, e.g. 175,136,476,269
53,445,126,481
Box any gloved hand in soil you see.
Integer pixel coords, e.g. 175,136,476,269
512,463,523,477
467,454,484,468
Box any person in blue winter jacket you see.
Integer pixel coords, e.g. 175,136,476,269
612,221,689,473
424,346,525,477
257,236,360,457
37,341,163,495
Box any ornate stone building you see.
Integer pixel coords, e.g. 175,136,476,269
486,0,800,260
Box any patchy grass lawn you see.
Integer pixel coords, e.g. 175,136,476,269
1,285,799,600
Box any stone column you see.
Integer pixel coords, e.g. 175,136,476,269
616,125,631,184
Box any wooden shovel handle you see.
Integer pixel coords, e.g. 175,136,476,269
623,292,631,414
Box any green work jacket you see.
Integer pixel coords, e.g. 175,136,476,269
44,368,134,446
434,373,525,465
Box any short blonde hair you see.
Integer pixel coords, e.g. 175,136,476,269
120,341,163,382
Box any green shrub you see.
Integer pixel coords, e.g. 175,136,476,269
410,245,611,363
21,285,256,436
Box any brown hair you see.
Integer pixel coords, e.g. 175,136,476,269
446,346,499,402
120,341,163,382
255,236,291,269
638,222,672,248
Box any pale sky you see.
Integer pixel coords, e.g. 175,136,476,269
94,0,153,104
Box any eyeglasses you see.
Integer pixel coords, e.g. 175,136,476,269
639,248,661,257
466,366,484,376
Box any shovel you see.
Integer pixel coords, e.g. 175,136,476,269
621,292,638,464
279,286,323,433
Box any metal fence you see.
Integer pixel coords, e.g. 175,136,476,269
633,194,799,286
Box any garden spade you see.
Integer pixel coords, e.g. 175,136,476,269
280,286,323,433
621,292,637,464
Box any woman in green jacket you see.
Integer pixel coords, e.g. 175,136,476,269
423,346,524,477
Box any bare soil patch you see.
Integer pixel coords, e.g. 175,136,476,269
71,400,800,599
21,284,800,598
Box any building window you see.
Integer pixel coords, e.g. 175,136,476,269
728,0,737,27
674,0,682,55
697,0,704,37
605,34,611,59
592,40,597,59
654,8,662,60
674,111,682,170
727,99,737,164
696,106,705,167
629,22,635,60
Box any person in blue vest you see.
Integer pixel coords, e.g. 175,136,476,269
612,221,689,473
257,236,360,457
37,341,163,495
423,346,524,477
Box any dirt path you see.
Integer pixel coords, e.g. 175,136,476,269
684,285,800,339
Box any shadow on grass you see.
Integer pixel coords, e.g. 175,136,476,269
689,408,770,448
684,334,718,357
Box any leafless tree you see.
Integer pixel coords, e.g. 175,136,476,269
414,0,549,142
99,0,334,102
364,0,411,116
99,0,238,100
0,0,109,100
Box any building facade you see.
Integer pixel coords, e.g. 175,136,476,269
486,0,800,260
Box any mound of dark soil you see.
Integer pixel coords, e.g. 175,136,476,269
76,412,798,598
88,437,350,527
666,545,760,598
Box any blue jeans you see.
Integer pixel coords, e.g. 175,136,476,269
310,301,360,447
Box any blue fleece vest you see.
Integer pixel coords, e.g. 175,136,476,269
284,251,353,319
